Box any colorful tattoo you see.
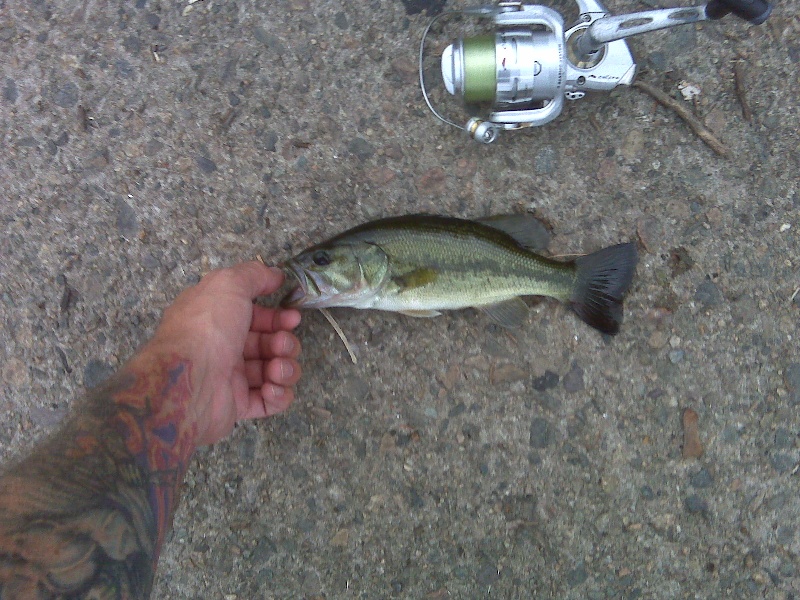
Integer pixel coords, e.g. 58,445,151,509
0,352,197,599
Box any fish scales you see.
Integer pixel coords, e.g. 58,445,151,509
339,218,574,310
282,214,638,335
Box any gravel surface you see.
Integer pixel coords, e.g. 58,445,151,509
1,0,799,597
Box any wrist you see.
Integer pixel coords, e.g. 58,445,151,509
137,333,226,447
116,342,202,459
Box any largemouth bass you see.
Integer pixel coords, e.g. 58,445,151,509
282,214,638,335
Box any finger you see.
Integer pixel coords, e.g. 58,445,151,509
260,331,301,359
243,331,301,361
243,385,295,419
226,261,286,299
251,305,301,333
244,355,302,387
266,357,302,387
244,360,265,388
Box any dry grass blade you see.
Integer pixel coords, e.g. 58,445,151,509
633,80,730,158
319,308,357,364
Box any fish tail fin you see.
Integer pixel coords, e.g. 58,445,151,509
569,243,638,335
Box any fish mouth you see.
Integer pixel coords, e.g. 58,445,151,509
281,260,321,308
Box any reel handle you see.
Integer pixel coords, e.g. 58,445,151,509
705,0,772,24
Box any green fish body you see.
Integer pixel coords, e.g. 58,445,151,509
282,214,637,335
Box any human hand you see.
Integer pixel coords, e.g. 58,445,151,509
149,261,302,446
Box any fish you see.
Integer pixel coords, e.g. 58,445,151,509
281,214,638,335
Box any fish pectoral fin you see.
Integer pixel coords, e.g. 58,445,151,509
476,214,550,251
392,267,438,291
398,309,442,318
478,298,529,329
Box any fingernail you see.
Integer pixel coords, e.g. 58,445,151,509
280,361,294,380
282,336,294,354
270,384,284,397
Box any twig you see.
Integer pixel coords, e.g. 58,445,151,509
733,61,752,122
633,80,730,158
791,287,800,303
319,308,357,364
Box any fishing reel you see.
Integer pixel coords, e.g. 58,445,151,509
419,0,771,143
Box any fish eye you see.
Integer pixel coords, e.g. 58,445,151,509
312,250,331,266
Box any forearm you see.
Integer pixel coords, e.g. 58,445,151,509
0,347,198,599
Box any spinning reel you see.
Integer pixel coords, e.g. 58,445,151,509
420,0,771,143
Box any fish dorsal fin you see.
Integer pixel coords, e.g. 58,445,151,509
398,309,442,318
478,297,529,329
476,214,550,251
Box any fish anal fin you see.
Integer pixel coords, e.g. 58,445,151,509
393,268,438,290
478,297,529,329
476,214,550,251
398,309,442,318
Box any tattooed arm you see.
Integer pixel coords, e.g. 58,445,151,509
0,262,302,599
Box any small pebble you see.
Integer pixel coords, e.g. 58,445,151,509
475,561,500,586
145,139,164,157
636,217,661,253
669,247,694,277
684,494,709,515
390,58,417,83
531,370,559,391
123,35,141,53
341,377,370,402
334,12,348,29
695,280,722,307
682,408,704,459
348,137,374,162
115,59,134,78
330,529,349,547
417,167,447,195
366,167,396,186
774,427,795,450
669,349,685,364
448,403,466,418
53,81,79,108
2,77,18,103
259,130,279,152
784,363,800,404
530,417,555,449
776,525,796,545
534,146,558,174
769,453,796,474
194,155,217,173
689,468,714,488
28,405,68,428
491,363,527,384
562,364,584,393
115,198,139,236
567,564,589,587
83,358,114,388
648,330,668,349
